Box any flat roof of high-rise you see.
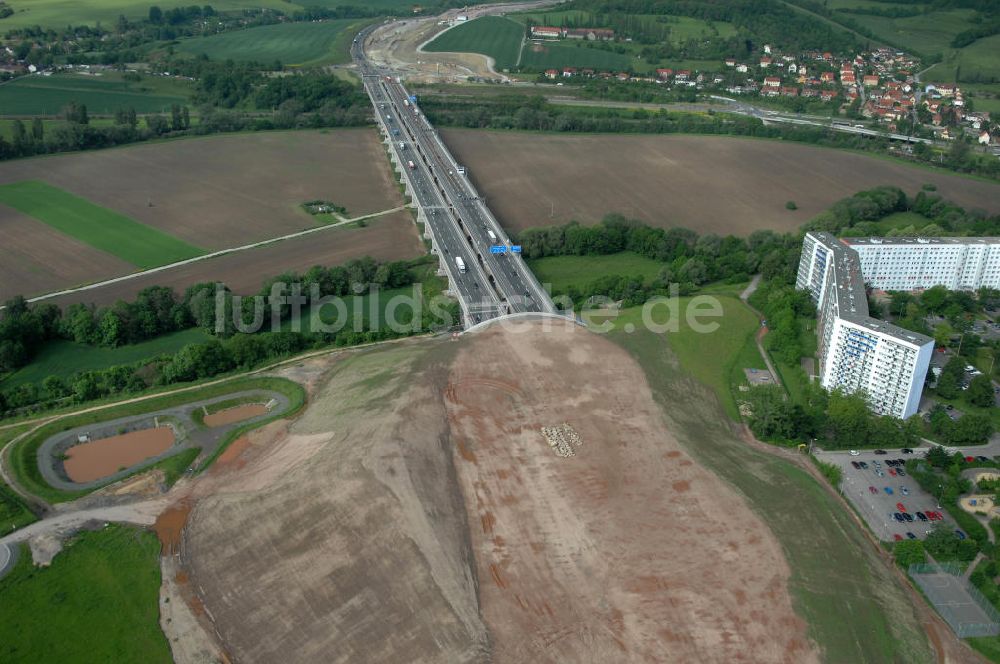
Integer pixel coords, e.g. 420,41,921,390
844,236,1000,247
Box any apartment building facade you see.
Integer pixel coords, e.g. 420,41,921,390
845,236,1000,292
797,232,934,418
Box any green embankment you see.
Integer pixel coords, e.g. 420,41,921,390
605,302,936,663
0,72,192,116
0,525,171,663
0,181,204,269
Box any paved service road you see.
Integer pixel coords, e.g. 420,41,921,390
352,25,555,327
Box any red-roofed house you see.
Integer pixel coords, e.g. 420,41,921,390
841,72,856,85
544,69,558,79
820,71,835,83
675,70,691,81
820,90,836,102
531,26,562,39
760,57,772,68
656,68,673,80
863,74,879,87
781,86,799,97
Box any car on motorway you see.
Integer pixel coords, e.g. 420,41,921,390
874,449,888,455
884,487,894,495
896,502,907,512
849,450,860,456
869,486,878,494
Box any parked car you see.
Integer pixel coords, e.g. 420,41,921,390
893,534,903,541
916,512,928,521
955,530,967,540
849,450,860,456
907,532,917,540
884,487,894,495
858,461,869,469
977,456,990,462
874,449,888,455
896,502,907,512
851,461,860,469
876,470,885,478
900,486,909,496
902,448,914,454
897,468,907,477
889,469,897,476
966,456,975,463
903,513,914,522
869,486,878,494
893,513,904,522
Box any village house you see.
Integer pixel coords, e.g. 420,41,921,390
675,70,691,81
820,71,835,83
530,26,562,39
736,63,748,73
544,69,558,79
763,76,781,88
760,56,772,68
725,58,736,67
863,74,879,87
656,68,673,80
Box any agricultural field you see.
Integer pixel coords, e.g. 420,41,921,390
607,305,939,663
174,18,366,67
46,210,424,308
0,181,205,269
511,10,736,45
526,251,663,293
0,72,192,116
0,328,211,389
520,41,635,72
441,130,1000,236
0,525,170,663
0,129,410,301
423,16,524,71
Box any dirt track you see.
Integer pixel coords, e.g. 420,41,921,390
441,130,1000,236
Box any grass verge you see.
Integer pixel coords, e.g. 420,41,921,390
7,376,305,504
0,524,170,663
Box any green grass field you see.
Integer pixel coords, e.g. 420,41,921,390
175,19,365,67
608,303,936,663
521,42,636,72
527,252,663,292
0,525,171,663
0,328,212,390
424,16,524,71
0,425,36,536
0,181,204,269
0,72,192,116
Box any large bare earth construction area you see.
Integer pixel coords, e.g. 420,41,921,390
0,129,417,301
181,321,815,663
441,130,1000,235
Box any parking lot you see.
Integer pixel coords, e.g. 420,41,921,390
818,448,955,542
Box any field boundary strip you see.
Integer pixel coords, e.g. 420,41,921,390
7,204,410,308
0,181,204,269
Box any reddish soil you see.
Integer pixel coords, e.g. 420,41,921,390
0,207,133,301
445,321,817,663
47,210,424,307
154,500,192,555
441,130,1000,235
211,435,251,473
63,426,174,483
203,404,267,428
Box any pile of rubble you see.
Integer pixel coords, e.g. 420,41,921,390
541,423,583,458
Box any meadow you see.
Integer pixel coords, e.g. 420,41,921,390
175,18,366,67
0,181,205,269
0,525,171,663
424,16,524,71
0,72,192,116
0,425,36,536
526,252,663,293
608,303,937,663
0,328,211,390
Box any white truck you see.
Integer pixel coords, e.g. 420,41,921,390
455,256,466,273
407,160,416,169
486,230,498,243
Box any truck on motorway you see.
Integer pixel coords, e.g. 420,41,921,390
407,160,416,169
487,230,498,243
399,141,406,149
403,99,410,107
455,256,466,273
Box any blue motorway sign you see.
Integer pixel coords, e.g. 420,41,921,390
409,95,418,103
510,245,522,253
490,245,507,254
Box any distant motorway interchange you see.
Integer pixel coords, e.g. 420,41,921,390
352,28,555,328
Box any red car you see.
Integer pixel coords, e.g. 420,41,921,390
889,469,897,476
893,534,903,541
896,502,907,513
966,456,975,463
926,511,941,521
869,486,878,494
